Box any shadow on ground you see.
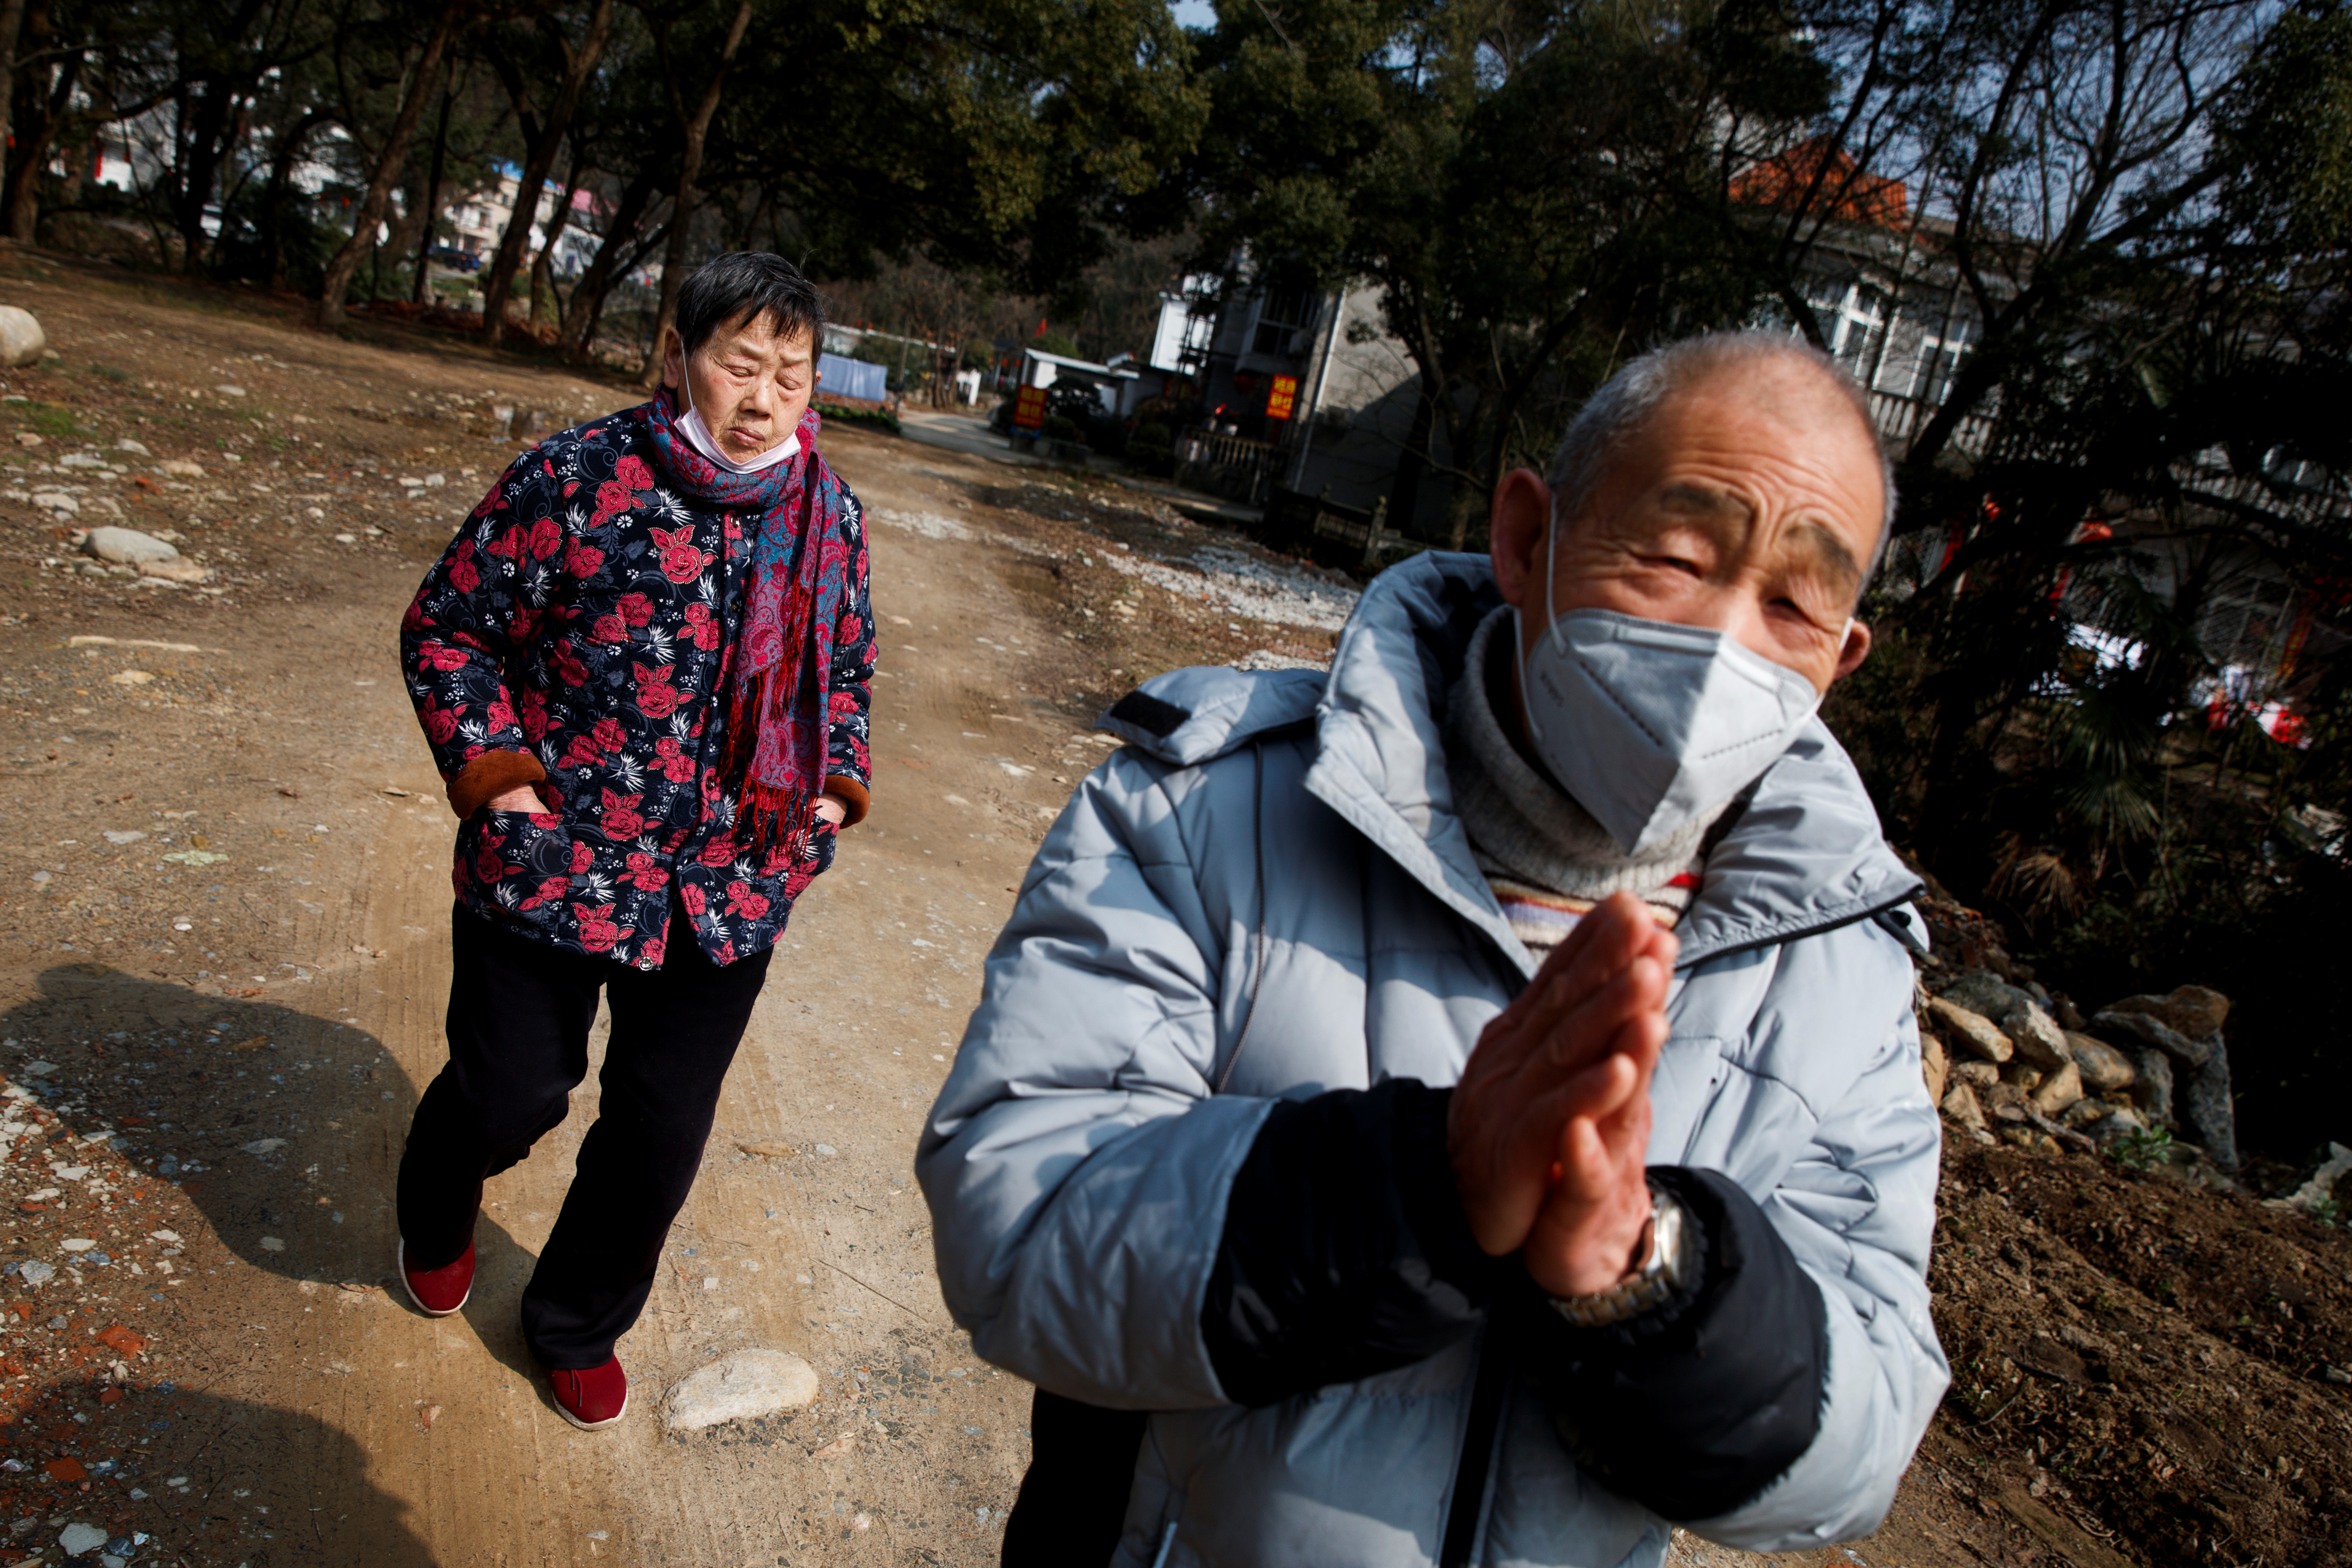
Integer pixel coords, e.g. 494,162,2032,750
0,964,524,1286
0,1377,435,1564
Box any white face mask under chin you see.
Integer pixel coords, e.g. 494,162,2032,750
679,378,799,474
1513,521,1836,856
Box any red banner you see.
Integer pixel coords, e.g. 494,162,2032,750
1266,374,1299,422
1013,384,1048,432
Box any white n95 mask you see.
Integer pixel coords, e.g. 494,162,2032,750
1515,600,1826,856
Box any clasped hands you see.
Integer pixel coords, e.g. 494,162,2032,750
1449,891,1676,1300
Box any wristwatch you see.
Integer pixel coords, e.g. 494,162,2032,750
1546,1185,1695,1328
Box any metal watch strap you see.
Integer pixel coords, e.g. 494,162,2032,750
1546,1187,1693,1329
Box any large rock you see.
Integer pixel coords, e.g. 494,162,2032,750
81,526,180,566
662,1349,819,1433
1939,970,2024,1021
2092,1007,2210,1068
1927,997,2012,1064
2182,1043,2239,1171
2065,1032,2136,1095
0,305,45,367
2030,1060,2085,1117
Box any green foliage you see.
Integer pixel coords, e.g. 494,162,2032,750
13,404,91,439
2111,1125,2175,1172
819,405,902,438
1032,330,1081,359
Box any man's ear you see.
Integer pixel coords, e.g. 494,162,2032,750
1834,618,1873,681
660,328,685,393
1489,469,1554,615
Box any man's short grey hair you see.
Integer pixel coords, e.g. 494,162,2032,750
1546,330,1898,593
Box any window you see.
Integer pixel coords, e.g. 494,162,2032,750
1250,287,1316,357
1909,336,1967,406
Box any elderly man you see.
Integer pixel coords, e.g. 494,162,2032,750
399,252,874,1430
918,331,1945,1565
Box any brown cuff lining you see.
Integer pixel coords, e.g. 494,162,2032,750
822,774,871,828
448,750,550,818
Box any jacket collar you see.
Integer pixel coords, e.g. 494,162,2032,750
1304,553,1922,976
1101,551,1923,978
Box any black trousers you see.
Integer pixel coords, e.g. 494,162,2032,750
396,901,773,1368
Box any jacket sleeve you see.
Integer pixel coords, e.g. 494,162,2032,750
1674,998,1949,1549
1200,1078,1502,1405
915,750,1270,1410
399,457,549,803
821,488,875,824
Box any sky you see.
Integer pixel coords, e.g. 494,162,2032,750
1172,0,1216,28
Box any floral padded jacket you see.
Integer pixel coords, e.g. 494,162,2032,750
399,404,875,971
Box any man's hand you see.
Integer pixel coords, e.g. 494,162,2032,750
1449,890,1677,1299
485,784,552,814
813,792,848,827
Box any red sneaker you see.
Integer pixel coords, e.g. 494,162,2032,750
548,1357,628,1431
398,1238,475,1317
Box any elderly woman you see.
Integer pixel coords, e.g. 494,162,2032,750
396,252,874,1430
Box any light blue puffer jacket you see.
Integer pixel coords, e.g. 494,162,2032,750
917,552,1948,1567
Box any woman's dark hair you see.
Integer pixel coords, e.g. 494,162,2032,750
675,252,825,357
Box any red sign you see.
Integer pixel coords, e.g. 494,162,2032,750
1013,384,1048,432
1266,374,1299,422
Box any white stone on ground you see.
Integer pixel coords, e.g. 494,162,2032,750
57,1519,109,1556
82,527,180,565
662,1349,820,1432
0,306,46,367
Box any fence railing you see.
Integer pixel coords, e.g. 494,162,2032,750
1867,389,1995,457
1175,427,1281,504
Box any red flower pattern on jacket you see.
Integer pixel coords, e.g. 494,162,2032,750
400,403,873,970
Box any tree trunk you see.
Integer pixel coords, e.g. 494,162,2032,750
482,0,613,347
638,0,754,389
3,34,73,245
0,0,31,189
530,157,586,328
558,164,659,360
318,0,468,328
411,65,455,303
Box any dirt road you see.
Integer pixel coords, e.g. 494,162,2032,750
0,254,1370,1567
6,254,2334,1568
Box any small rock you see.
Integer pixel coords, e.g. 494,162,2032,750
2326,1366,2351,1386
662,1349,820,1432
259,1236,285,1252
2065,1033,2136,1094
2030,1060,2084,1117
18,1260,53,1285
214,384,246,397
2007,1063,2045,1094
159,459,203,478
1953,1060,2000,1088
33,489,79,513
1940,1081,1990,1137
2060,1096,2112,1128
14,430,41,447
2161,984,2231,1040
0,305,46,367
114,438,150,456
100,829,146,845
139,559,210,585
57,1520,108,1556
106,670,154,687
1921,1032,1948,1106
2274,1142,2352,1215
2092,1008,2210,1068
2086,1105,2147,1141
81,527,180,567
1939,970,2024,1021
2007,1002,2073,1070
1927,998,2012,1064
